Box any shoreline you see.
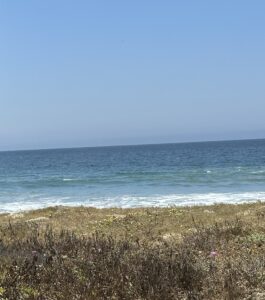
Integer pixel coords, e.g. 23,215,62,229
3,198,265,214
1,193,265,214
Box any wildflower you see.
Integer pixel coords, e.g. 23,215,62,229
209,250,218,258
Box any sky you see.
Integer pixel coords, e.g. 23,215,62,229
1,1,265,150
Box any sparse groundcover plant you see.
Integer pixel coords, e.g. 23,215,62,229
0,214,265,299
0,204,264,299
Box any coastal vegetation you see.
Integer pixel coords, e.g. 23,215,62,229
0,202,264,299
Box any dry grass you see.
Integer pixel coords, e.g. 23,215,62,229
0,202,264,299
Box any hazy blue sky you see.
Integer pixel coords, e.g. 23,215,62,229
1,1,265,150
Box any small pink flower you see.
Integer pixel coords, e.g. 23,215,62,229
209,250,218,258
32,250,38,256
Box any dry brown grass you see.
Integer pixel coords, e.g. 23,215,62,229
0,202,264,299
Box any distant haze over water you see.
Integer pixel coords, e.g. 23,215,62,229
0,139,265,212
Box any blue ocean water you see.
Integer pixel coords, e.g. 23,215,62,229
0,139,265,212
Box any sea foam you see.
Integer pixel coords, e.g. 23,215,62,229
2,192,265,213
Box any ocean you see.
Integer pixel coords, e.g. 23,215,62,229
0,139,265,212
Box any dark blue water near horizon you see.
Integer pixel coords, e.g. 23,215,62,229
0,139,265,212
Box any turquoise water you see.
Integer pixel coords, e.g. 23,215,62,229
0,139,265,212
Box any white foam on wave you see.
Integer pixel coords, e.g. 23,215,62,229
1,192,265,213
251,170,265,174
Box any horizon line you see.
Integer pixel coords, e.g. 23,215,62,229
1,137,265,153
